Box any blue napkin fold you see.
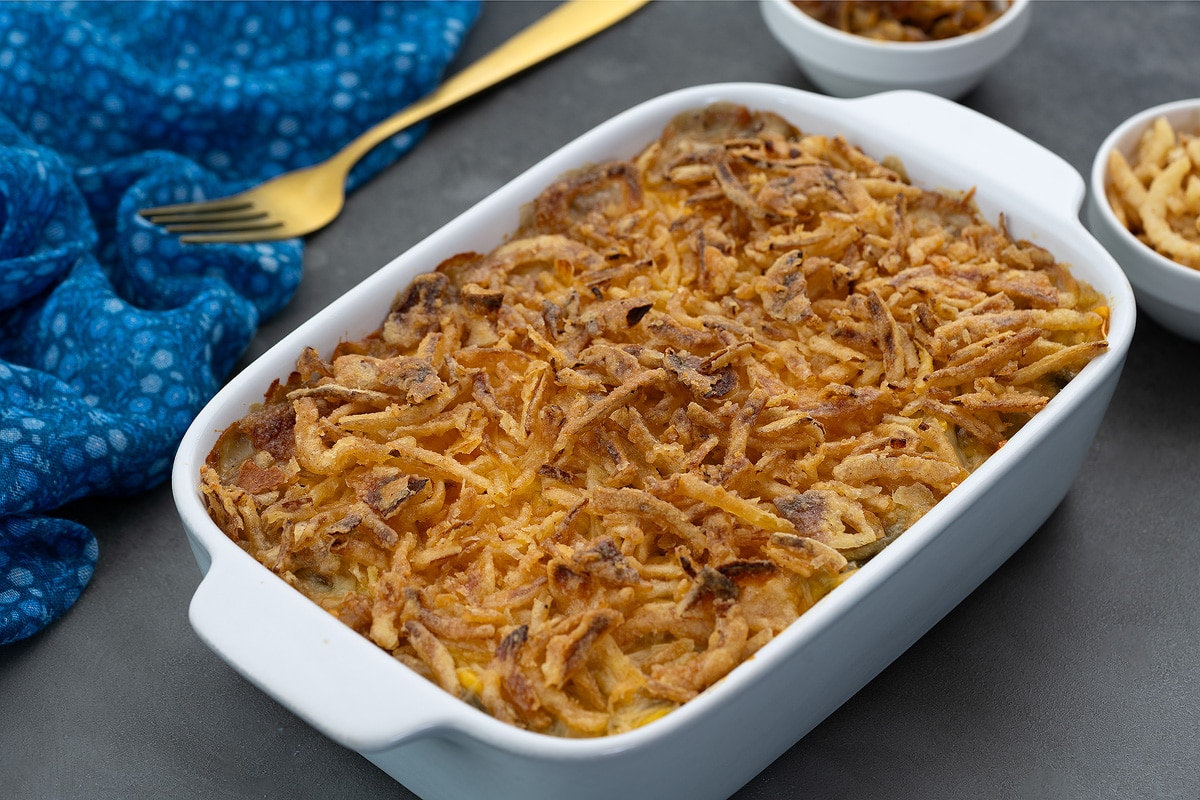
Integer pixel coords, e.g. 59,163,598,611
0,0,480,645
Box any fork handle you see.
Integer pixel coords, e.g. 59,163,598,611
331,0,650,171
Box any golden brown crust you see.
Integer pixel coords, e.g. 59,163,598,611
794,1,1010,41
200,103,1107,738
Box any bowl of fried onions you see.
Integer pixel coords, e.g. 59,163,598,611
1088,98,1200,341
759,0,1032,99
173,83,1133,800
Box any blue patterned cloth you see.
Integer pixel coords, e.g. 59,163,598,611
0,0,480,645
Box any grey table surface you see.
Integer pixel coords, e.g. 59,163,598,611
4,2,1200,798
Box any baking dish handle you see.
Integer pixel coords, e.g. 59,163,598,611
845,89,1086,219
189,551,455,753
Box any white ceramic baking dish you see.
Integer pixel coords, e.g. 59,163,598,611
173,83,1135,800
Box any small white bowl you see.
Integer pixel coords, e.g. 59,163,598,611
1087,98,1200,341
759,0,1032,99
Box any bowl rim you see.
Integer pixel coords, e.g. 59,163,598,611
1089,96,1200,286
762,0,1031,53
175,81,1134,760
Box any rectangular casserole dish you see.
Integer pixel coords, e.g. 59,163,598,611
172,82,1135,800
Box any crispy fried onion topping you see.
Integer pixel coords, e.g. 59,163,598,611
200,103,1108,738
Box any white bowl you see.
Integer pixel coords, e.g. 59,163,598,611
759,0,1032,99
173,83,1134,800
1087,98,1200,341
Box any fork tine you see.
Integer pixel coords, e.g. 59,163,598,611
152,209,270,226
139,198,254,219
165,219,283,235
179,227,294,244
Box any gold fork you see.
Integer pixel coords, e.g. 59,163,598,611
139,0,649,244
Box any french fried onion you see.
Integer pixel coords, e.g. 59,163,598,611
201,103,1108,738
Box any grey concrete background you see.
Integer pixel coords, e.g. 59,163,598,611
3,2,1199,798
